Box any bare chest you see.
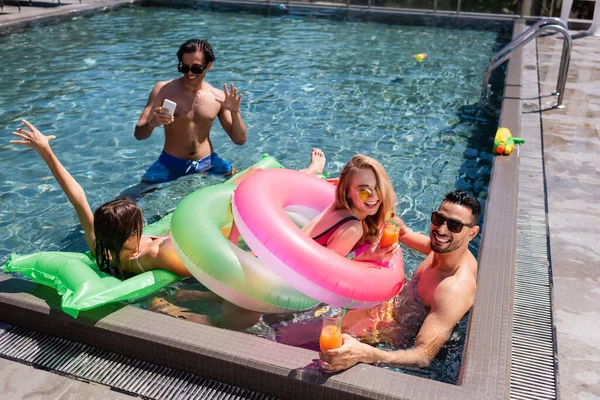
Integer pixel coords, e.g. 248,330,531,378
170,93,221,123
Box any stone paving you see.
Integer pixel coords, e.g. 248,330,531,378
0,322,137,399
536,31,600,400
0,357,138,399
0,0,131,29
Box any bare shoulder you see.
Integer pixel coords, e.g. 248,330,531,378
209,83,224,100
346,218,363,230
154,79,174,92
156,79,180,94
136,242,162,272
331,217,363,243
449,254,477,290
344,219,364,236
435,263,477,309
208,82,220,92
145,80,175,103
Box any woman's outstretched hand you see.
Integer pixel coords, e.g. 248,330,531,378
11,119,56,154
354,241,399,265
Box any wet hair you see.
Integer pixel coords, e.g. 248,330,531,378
93,198,144,279
176,39,215,64
442,190,482,224
333,154,397,244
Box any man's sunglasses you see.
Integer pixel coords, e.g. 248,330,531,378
178,62,207,75
354,186,381,202
431,211,473,233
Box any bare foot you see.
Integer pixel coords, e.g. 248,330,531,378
304,148,326,176
149,298,214,326
225,166,238,178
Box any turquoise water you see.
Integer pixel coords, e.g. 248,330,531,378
0,5,507,384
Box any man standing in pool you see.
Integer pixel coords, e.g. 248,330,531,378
319,190,481,371
134,39,247,183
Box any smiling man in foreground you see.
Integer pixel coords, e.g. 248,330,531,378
134,39,247,183
320,190,481,371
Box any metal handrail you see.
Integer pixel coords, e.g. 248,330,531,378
482,21,572,109
487,18,569,96
487,18,567,69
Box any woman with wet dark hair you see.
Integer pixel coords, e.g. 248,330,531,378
11,120,192,279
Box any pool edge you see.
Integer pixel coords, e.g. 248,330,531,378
0,0,135,33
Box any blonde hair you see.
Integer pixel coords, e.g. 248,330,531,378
332,154,396,244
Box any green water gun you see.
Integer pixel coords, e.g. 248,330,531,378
494,127,525,155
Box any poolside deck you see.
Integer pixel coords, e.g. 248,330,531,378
0,0,131,28
0,2,599,399
0,323,137,399
536,31,600,400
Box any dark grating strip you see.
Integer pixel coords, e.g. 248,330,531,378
510,38,558,399
0,326,279,400
511,210,557,400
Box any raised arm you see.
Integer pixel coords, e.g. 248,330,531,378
217,83,247,145
11,120,96,255
134,81,171,140
320,277,475,371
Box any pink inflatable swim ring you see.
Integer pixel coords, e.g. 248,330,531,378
232,168,404,309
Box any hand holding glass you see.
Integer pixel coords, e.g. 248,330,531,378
379,222,399,248
319,314,343,351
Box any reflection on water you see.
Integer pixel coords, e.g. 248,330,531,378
0,5,507,384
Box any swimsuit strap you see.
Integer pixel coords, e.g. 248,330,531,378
134,236,170,273
135,253,146,273
312,216,360,246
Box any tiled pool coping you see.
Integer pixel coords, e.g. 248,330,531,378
0,6,527,399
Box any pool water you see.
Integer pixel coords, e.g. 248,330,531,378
0,5,508,384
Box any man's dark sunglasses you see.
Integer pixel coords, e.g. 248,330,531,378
431,211,474,233
178,62,207,75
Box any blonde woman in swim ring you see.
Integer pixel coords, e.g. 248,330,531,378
302,154,399,261
150,152,402,329
10,120,192,279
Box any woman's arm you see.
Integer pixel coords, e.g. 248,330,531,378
323,220,364,257
11,120,96,256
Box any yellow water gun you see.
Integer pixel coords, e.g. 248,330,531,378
494,127,525,155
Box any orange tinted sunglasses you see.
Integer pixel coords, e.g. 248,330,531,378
354,186,381,201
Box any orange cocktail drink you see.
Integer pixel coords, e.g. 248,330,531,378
320,315,343,351
379,222,399,248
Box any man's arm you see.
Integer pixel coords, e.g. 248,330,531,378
380,282,474,367
217,83,247,145
393,216,431,255
134,82,170,140
320,278,475,371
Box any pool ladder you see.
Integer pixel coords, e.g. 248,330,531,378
481,17,572,109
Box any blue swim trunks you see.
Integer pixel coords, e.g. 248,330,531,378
142,150,233,183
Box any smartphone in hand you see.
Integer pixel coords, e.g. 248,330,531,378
162,99,177,116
